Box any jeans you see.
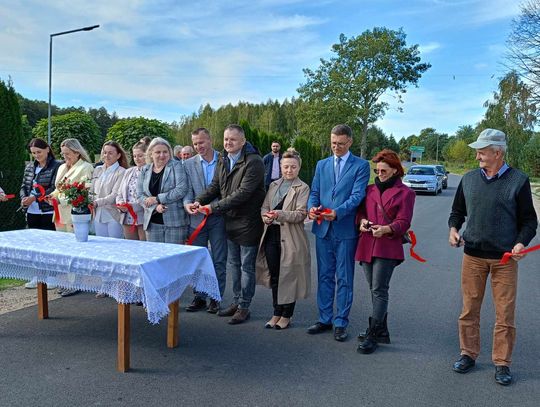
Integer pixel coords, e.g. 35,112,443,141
227,239,258,309
191,215,228,299
94,220,124,238
362,257,399,322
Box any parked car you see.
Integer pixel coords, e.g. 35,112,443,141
403,165,443,195
435,165,449,189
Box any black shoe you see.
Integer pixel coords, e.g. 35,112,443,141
452,355,476,373
495,366,512,386
307,322,333,335
357,317,379,353
207,299,220,314
357,314,391,344
218,303,238,317
185,297,207,312
334,327,348,342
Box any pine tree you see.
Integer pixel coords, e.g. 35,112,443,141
0,78,27,230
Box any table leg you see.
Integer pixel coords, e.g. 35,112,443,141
117,303,130,372
167,300,179,348
37,282,48,320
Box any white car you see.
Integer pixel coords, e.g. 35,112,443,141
403,165,443,195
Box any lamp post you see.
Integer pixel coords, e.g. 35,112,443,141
48,25,100,145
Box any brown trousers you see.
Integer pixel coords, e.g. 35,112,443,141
459,254,518,366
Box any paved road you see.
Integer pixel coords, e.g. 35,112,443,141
1,174,539,407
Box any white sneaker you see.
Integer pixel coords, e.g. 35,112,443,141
25,280,38,289
24,280,57,290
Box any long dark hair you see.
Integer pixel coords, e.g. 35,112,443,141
102,141,129,169
28,138,55,159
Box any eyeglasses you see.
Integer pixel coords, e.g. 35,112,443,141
373,168,390,175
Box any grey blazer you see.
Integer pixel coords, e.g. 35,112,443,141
183,153,220,229
137,159,189,230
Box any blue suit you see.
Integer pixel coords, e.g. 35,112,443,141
308,153,370,328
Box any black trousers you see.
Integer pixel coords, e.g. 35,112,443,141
264,225,295,318
26,213,55,230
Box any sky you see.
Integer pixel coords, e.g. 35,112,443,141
0,0,523,140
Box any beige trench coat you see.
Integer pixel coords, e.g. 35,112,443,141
256,177,311,304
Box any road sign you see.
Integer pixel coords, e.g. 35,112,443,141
410,146,425,152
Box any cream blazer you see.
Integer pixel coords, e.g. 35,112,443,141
91,164,126,223
51,159,94,226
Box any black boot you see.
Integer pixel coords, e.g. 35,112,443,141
357,313,390,344
357,318,379,354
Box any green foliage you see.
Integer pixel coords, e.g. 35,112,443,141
444,139,475,164
521,134,540,177
173,99,299,149
88,107,119,145
106,117,173,152
297,28,431,157
33,112,101,156
479,71,537,168
239,121,323,186
0,78,26,231
21,114,32,144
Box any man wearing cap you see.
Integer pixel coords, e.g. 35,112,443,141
448,128,537,385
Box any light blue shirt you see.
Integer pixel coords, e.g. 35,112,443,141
200,150,218,187
228,150,242,172
481,162,509,180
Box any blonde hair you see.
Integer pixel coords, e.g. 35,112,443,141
282,147,302,166
147,137,173,163
60,138,92,163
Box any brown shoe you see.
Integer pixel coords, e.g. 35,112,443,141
228,308,250,325
207,299,220,314
218,303,238,317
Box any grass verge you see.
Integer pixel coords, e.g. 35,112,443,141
0,278,25,290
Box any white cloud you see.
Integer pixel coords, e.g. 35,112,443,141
419,42,441,55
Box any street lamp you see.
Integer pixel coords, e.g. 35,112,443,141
48,25,100,145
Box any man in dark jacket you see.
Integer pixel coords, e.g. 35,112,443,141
192,124,265,324
263,141,282,190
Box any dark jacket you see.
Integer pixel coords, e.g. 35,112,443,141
19,157,62,213
263,152,282,188
196,142,265,246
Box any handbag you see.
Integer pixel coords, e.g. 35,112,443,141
376,202,412,244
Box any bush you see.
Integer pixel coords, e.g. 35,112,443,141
106,117,173,152
33,112,101,157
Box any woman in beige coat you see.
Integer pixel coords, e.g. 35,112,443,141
256,148,311,330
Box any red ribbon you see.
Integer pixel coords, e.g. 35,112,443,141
314,208,333,225
33,183,47,202
408,230,426,263
4,194,16,199
116,203,138,233
51,198,64,227
500,243,540,264
186,207,210,245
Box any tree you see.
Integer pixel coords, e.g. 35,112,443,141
88,107,119,144
520,134,540,177
33,112,101,157
479,71,537,167
106,117,173,152
0,78,27,230
297,28,431,157
506,0,540,103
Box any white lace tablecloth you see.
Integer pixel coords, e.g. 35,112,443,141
0,229,220,324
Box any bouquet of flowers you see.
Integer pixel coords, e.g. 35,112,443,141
57,178,93,214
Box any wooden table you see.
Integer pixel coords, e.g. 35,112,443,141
0,229,220,373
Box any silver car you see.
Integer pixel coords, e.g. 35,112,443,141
403,165,443,195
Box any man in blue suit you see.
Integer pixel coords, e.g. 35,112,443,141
307,124,370,341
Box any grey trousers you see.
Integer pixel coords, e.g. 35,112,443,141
362,257,399,321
